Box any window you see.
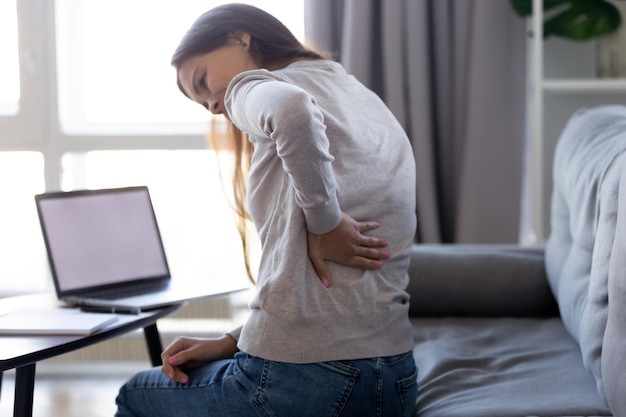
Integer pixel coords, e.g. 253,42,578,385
0,152,47,292
0,0,19,115
0,1,304,295
55,0,305,134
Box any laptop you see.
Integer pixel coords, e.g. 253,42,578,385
35,186,236,313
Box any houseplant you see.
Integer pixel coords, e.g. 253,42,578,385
511,0,626,76
510,0,622,41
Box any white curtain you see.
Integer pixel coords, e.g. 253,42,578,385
305,0,527,243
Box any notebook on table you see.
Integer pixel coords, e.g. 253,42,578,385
0,308,118,336
35,186,231,314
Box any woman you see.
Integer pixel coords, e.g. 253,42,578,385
115,3,417,416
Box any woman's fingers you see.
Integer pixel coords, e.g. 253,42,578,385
355,245,391,261
359,235,389,248
161,337,194,383
161,357,189,383
357,221,388,248
310,254,331,288
307,213,392,285
358,220,380,233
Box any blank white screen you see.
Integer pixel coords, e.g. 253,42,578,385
39,189,169,291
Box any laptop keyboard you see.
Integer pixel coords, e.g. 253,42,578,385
70,282,168,302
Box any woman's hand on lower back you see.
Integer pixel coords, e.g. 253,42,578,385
307,212,390,287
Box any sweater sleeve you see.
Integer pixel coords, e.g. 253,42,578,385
224,70,342,234
225,325,243,342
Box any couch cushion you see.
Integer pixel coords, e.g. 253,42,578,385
545,105,626,398
411,317,611,417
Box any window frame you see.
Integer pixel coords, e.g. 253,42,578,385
0,0,46,148
0,0,209,191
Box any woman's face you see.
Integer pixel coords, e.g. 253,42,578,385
177,34,258,117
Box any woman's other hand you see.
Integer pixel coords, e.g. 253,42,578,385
161,334,238,384
307,212,390,287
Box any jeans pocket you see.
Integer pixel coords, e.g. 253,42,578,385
253,360,360,417
397,368,418,417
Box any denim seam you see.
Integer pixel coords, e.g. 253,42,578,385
376,358,383,417
252,359,271,417
397,368,418,417
330,365,359,417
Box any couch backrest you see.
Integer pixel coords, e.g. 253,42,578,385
406,244,555,317
602,165,626,417
545,105,626,404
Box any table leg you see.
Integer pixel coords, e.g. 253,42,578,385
143,324,163,366
14,363,36,417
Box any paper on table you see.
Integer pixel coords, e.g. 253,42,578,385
0,308,118,336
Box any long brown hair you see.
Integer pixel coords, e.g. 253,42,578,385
171,3,325,283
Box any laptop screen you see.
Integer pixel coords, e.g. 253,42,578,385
35,186,170,294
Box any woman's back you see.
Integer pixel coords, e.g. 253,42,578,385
225,59,417,363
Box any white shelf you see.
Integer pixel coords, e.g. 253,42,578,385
542,79,626,93
525,0,626,243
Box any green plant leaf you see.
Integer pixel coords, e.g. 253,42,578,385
544,1,622,41
510,0,532,16
510,0,622,41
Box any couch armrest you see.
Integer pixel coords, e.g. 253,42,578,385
407,244,558,317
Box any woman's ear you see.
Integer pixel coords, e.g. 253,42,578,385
231,32,252,50
241,33,251,49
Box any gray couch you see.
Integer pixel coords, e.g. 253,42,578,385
406,105,626,417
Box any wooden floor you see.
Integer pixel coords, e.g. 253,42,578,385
0,363,146,417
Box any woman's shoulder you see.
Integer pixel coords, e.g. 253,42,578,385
232,60,341,81
226,60,338,101
278,59,345,76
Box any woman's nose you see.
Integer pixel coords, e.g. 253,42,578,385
207,98,222,114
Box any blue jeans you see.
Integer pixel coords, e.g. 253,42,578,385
115,351,417,417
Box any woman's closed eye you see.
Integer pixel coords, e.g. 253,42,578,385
198,74,207,90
